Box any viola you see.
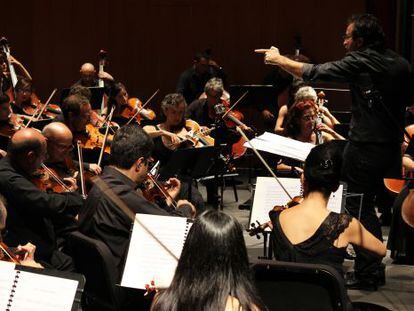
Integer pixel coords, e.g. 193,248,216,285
120,97,156,124
77,123,112,155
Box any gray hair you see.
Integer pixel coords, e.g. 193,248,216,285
161,93,187,113
204,78,224,96
294,86,317,103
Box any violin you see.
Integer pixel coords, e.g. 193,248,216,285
30,164,72,193
0,241,24,264
247,196,303,238
120,97,156,124
0,113,24,138
142,173,177,208
183,119,215,146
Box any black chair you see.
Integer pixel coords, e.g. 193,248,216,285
251,259,352,311
67,231,120,311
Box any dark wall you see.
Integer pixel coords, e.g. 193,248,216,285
1,0,397,109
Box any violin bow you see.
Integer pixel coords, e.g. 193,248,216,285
222,91,248,119
40,163,71,192
126,89,159,125
77,140,87,199
97,105,115,167
34,88,57,121
235,126,293,200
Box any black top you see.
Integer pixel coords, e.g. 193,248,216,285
270,210,352,275
78,166,185,280
176,66,225,104
303,48,412,143
0,157,83,261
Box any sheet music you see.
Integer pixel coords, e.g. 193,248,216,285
121,214,192,290
8,271,78,311
243,132,315,161
0,261,16,310
250,177,344,230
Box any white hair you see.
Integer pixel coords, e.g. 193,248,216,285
294,86,317,102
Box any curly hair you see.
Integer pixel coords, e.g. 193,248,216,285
283,99,317,139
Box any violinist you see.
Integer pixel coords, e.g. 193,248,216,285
78,125,195,283
270,141,386,285
276,98,344,176
10,78,33,115
0,128,83,271
42,122,102,178
0,195,43,268
105,82,155,126
143,93,206,212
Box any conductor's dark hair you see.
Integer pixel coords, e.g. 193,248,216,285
348,14,386,50
151,210,265,311
110,124,153,169
304,141,344,197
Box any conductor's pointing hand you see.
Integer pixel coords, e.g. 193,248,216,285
254,46,280,65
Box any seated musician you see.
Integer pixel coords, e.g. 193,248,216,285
78,124,195,281
143,93,205,212
277,97,344,176
176,51,226,105
270,141,386,277
387,138,414,264
275,85,339,135
0,94,24,144
10,78,33,115
0,128,83,270
0,194,43,268
0,51,32,95
72,62,114,89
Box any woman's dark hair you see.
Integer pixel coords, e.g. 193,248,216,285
348,14,386,50
15,78,33,93
107,82,126,113
151,210,265,311
304,141,345,197
283,99,316,139
110,124,153,169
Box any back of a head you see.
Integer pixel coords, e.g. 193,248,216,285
151,210,264,311
8,128,43,159
110,124,153,169
348,13,385,50
304,141,345,197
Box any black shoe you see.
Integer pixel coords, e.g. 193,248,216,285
345,271,379,291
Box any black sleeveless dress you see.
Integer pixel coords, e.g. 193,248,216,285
270,210,352,275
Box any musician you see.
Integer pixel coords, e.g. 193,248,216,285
78,124,195,281
256,13,412,289
177,52,226,104
72,62,114,89
275,85,339,134
143,93,206,212
0,52,32,95
388,139,414,264
0,128,83,270
10,78,33,115
270,142,386,284
42,122,102,177
276,99,344,176
59,94,92,135
0,195,43,268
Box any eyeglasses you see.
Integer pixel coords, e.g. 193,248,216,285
342,34,353,40
302,114,316,121
50,140,74,150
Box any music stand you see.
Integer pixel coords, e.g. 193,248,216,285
60,87,105,110
158,146,218,201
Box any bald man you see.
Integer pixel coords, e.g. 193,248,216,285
42,122,101,177
0,128,83,271
71,62,114,89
